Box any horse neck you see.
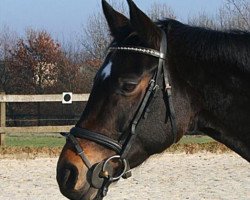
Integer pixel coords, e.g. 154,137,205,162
164,20,250,92
162,20,250,135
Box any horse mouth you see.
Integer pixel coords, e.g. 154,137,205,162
79,186,99,200
78,179,117,200
57,168,99,200
60,186,99,200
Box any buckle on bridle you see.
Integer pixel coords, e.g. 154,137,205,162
165,83,171,90
101,155,129,181
91,155,131,198
153,84,159,91
149,79,155,85
149,79,160,91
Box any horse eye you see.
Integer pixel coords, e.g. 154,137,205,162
121,82,137,93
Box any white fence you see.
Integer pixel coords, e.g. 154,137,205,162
0,92,89,145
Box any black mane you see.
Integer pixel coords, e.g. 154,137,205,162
155,19,250,101
159,19,250,73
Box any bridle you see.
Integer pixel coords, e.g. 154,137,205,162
60,30,177,199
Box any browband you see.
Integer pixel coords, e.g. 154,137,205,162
109,46,165,59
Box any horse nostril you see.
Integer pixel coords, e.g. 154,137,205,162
58,163,79,190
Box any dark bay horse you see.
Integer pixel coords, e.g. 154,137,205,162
57,0,250,199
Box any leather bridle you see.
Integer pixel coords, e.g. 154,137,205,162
60,30,177,199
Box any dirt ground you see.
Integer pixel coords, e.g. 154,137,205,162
0,152,249,200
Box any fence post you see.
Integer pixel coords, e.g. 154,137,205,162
0,92,6,146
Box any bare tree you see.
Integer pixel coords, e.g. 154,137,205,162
81,1,127,63
0,26,18,91
147,2,176,21
189,0,250,30
188,12,217,29
0,25,18,60
218,0,250,30
81,12,111,62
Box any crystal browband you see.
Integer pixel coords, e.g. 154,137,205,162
109,46,165,59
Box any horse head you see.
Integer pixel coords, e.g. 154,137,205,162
57,1,178,199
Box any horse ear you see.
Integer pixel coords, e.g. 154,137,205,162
102,0,131,40
127,0,161,47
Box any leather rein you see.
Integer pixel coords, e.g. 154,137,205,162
61,30,177,199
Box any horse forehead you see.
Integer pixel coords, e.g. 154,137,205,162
100,61,112,80
98,53,148,81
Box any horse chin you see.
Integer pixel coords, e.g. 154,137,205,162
60,185,99,200
80,187,100,200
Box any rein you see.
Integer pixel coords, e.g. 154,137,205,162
61,30,177,199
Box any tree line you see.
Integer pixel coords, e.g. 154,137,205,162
0,0,249,126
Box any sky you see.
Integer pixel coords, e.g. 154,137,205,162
0,0,226,43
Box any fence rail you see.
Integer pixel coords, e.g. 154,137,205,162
0,93,89,102
0,92,89,145
0,125,73,133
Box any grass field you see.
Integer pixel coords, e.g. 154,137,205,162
0,134,231,156
4,134,215,147
5,134,65,147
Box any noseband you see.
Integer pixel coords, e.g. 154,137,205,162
61,30,177,199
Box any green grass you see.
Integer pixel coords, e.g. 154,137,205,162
1,134,230,156
178,135,215,144
4,134,214,148
5,134,65,147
